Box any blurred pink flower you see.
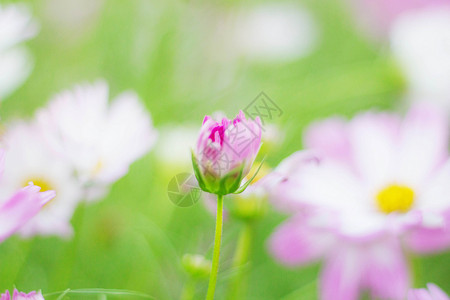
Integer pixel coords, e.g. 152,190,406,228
193,111,261,195
268,103,450,300
36,80,157,200
1,289,44,300
408,283,449,300
349,0,450,37
0,148,55,242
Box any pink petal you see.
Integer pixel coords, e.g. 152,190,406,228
1,290,10,300
303,117,351,164
408,289,434,300
268,150,320,181
428,283,450,300
407,284,449,300
0,189,53,242
321,239,409,300
404,210,450,253
396,103,449,186
264,151,319,213
12,289,44,300
320,245,363,300
269,214,334,265
362,239,410,299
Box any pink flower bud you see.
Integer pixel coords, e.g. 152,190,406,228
192,111,262,195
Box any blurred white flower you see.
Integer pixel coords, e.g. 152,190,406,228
0,123,82,238
225,3,320,62
36,80,158,200
390,7,450,108
0,3,38,101
155,125,198,171
43,0,104,42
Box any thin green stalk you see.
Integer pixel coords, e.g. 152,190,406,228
205,194,224,300
409,254,422,287
225,222,253,300
181,278,196,300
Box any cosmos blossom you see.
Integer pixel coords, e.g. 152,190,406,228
408,283,449,300
0,289,44,300
268,103,450,300
0,3,38,100
36,80,158,200
0,123,81,238
192,111,261,195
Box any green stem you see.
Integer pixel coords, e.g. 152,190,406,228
409,254,422,287
225,222,253,300
205,194,224,300
181,278,196,300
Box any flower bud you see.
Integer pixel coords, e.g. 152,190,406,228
181,254,212,280
228,187,268,221
192,111,261,195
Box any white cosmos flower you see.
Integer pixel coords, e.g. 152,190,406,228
0,122,82,238
230,3,320,62
390,7,450,108
0,3,38,101
36,80,158,200
210,3,320,64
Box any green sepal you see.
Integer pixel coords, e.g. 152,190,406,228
233,156,266,194
191,150,247,195
217,163,245,195
191,150,208,192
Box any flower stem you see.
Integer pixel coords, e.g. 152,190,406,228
181,278,196,300
205,194,224,300
225,222,253,300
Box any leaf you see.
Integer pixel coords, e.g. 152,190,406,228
233,157,266,194
46,288,155,299
55,289,71,300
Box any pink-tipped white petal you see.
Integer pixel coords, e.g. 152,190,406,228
321,245,363,300
348,112,401,188
404,210,450,253
395,103,448,187
362,239,409,300
304,117,351,164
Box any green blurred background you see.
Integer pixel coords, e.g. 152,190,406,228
0,0,448,299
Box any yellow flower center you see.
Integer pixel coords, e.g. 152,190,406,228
92,160,104,175
23,177,55,207
376,184,414,214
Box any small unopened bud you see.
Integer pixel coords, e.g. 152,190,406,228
228,188,268,221
192,111,262,195
182,254,212,280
